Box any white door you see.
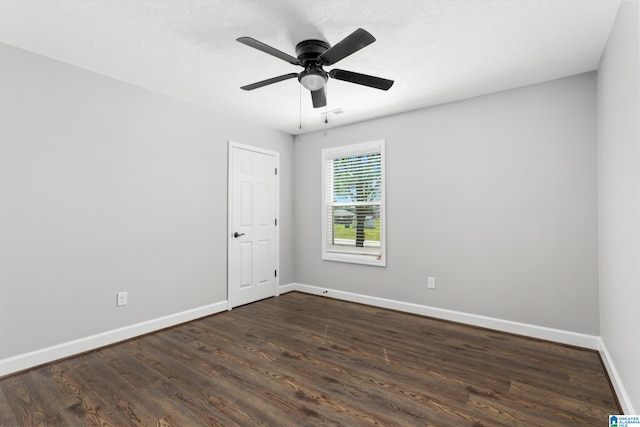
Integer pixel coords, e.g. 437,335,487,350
228,142,278,308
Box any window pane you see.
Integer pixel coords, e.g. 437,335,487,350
330,205,381,249
332,153,381,203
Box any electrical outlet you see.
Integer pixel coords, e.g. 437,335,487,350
427,277,436,289
117,291,128,307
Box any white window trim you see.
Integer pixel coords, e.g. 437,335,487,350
321,140,386,267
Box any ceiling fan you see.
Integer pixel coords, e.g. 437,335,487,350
237,28,394,109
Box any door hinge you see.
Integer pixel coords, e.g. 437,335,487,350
275,218,277,226
275,167,278,175
275,270,277,277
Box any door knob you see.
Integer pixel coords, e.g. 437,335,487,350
233,232,245,238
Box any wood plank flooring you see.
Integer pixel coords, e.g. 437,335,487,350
0,292,620,426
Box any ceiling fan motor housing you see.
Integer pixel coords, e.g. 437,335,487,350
295,39,330,63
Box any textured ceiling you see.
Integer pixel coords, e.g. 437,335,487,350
0,0,622,135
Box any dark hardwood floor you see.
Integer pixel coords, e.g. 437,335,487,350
0,292,620,426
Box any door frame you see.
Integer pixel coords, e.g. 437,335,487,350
227,141,280,309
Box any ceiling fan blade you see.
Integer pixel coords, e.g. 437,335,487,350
311,88,326,108
240,73,298,91
329,69,394,90
319,28,376,66
237,37,303,66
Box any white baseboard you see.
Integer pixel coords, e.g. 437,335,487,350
599,338,636,415
0,301,229,378
283,283,600,349
277,283,297,294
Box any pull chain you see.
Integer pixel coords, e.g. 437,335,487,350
299,83,302,130
324,82,329,124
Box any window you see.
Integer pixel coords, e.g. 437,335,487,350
322,140,386,266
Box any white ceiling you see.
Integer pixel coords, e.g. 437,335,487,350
0,0,621,135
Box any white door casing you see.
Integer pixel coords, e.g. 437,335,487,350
228,142,279,309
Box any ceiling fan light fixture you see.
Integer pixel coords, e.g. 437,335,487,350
299,70,327,91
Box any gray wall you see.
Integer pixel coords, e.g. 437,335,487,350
293,73,599,335
0,42,294,359
597,1,640,413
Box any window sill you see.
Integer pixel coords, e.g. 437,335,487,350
322,251,386,267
